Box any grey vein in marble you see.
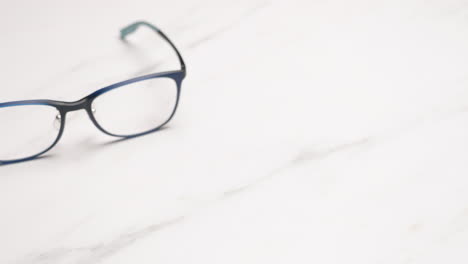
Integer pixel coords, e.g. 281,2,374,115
186,1,272,49
17,217,185,264
15,137,373,264
222,137,374,199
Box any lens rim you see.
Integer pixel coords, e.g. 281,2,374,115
87,72,183,138
0,70,185,165
0,102,65,165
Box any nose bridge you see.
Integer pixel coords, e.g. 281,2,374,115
61,98,89,112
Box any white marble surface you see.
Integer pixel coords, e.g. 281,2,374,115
1,0,468,263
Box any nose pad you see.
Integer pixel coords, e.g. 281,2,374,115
53,113,62,130
90,107,97,119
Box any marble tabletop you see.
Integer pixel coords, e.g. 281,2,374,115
1,0,468,263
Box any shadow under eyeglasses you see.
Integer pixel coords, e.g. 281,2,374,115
0,126,171,167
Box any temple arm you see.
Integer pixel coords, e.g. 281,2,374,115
120,21,186,71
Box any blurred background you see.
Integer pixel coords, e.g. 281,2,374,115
1,0,468,263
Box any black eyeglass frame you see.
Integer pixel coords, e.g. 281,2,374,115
0,21,186,165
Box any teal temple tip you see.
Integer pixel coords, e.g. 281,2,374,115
120,22,140,40
120,21,160,40
118,21,186,71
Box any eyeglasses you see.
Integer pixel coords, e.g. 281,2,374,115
0,21,186,165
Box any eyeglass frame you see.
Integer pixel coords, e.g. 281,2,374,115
0,21,186,165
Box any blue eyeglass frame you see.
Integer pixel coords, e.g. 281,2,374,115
0,21,186,165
